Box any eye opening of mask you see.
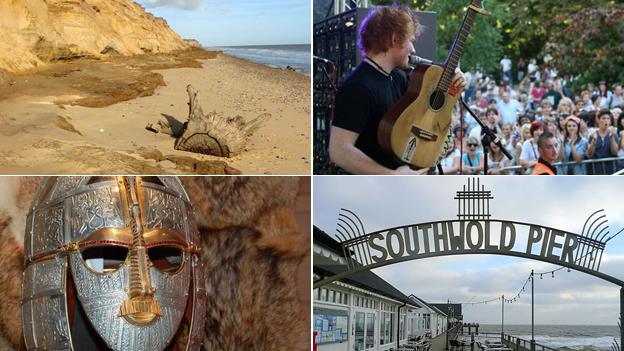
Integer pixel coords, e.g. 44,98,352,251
148,246,184,273
80,246,129,273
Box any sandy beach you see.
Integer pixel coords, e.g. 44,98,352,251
0,49,310,174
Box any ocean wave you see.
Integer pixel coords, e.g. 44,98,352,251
512,335,617,350
216,46,310,75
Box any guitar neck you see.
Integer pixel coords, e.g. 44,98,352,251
438,4,480,92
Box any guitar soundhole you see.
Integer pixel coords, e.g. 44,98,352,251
429,90,446,110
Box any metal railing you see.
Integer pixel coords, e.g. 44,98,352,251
459,332,556,351
498,155,624,175
501,333,557,351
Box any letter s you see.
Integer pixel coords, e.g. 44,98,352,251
369,233,387,263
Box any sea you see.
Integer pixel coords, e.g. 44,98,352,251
211,44,310,75
478,324,621,351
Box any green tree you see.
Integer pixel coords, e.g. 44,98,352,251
496,0,624,90
540,3,624,89
372,0,509,75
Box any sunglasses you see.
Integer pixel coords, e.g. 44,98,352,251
468,143,478,147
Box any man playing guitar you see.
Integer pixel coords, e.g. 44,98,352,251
329,5,466,175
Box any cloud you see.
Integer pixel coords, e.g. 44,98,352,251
140,0,203,10
373,254,624,324
217,4,231,14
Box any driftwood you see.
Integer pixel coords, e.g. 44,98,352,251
171,85,269,157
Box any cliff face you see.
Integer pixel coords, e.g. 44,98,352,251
0,0,190,74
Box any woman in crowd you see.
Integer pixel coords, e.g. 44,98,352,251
453,124,467,153
615,109,624,169
597,81,612,110
515,123,532,168
474,89,489,109
461,136,484,175
487,140,512,175
586,110,620,174
530,81,545,110
501,122,517,158
437,137,461,175
559,116,588,175
543,117,562,146
557,97,576,116
519,120,543,172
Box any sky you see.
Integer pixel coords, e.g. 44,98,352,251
136,0,311,46
314,176,624,325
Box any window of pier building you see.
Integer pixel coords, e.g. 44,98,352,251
380,302,396,345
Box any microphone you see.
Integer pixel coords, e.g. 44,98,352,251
313,55,334,64
409,54,433,65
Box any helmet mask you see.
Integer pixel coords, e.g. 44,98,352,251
21,176,206,350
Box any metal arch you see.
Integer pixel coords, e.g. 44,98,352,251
338,218,608,243
337,216,359,238
314,218,624,288
582,209,604,237
336,221,368,266
338,214,362,238
339,210,374,266
589,219,609,240
334,230,349,243
596,227,610,243
335,222,353,240
587,215,607,240
340,208,366,238
313,248,624,289
580,216,608,267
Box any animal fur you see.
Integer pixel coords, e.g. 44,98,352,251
0,177,309,351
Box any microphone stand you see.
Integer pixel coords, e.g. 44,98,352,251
460,98,513,175
313,57,337,93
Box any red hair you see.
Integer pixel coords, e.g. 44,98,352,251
358,6,420,56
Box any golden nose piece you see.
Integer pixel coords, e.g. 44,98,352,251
119,295,163,325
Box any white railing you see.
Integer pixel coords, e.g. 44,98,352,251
496,156,624,175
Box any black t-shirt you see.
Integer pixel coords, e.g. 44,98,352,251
333,61,409,169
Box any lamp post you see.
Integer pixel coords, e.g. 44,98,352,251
620,287,623,350
531,270,535,351
501,295,504,344
445,299,450,350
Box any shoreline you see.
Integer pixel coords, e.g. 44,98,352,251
0,49,310,174
212,45,311,76
218,52,311,76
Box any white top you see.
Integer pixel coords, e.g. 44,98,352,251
500,58,512,72
528,63,538,74
497,99,523,125
520,139,540,162
598,91,613,109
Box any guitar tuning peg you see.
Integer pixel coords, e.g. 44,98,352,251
468,4,491,16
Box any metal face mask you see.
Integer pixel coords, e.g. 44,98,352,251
21,176,206,351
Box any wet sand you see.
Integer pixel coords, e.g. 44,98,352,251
0,49,310,174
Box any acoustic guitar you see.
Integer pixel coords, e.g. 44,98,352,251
377,0,489,168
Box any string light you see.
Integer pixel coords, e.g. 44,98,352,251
456,248,602,307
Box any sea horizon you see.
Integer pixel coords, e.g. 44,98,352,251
205,44,311,75
474,324,621,351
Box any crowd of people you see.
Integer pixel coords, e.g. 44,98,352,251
437,56,624,175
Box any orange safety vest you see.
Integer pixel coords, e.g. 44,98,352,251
531,161,556,175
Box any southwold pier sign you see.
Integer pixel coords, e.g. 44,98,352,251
366,220,585,266
316,178,624,288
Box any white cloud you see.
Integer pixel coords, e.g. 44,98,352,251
140,0,203,10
